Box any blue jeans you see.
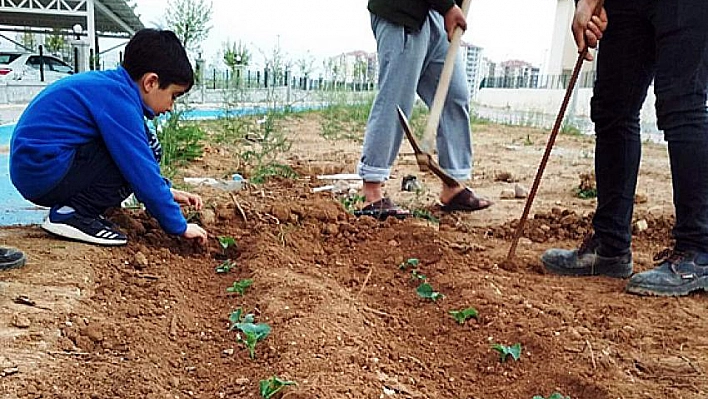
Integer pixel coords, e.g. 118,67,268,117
357,11,472,182
591,0,708,253
30,140,132,217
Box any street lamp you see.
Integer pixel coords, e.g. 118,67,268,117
72,24,83,40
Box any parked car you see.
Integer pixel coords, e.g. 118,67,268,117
0,51,74,83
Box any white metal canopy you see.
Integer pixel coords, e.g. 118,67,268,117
0,0,144,56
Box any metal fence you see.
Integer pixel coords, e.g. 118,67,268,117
480,71,597,90
199,68,376,92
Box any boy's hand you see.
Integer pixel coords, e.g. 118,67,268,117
443,5,467,42
183,223,208,245
171,189,204,210
573,0,607,61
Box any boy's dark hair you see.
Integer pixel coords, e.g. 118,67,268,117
122,28,194,91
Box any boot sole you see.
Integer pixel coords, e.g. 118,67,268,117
542,259,633,279
626,277,708,296
42,219,127,246
0,256,26,271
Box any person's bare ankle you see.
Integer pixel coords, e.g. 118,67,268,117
363,181,384,205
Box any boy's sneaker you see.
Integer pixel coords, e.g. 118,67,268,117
541,234,633,278
626,249,708,296
42,207,127,246
0,247,26,271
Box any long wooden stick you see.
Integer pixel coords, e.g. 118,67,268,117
420,0,472,153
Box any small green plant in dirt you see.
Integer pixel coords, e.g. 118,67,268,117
561,122,582,136
259,375,297,398
523,134,533,146
399,258,420,270
319,96,372,142
340,194,365,213
410,269,427,281
235,321,271,359
227,278,253,295
416,282,444,301
449,307,479,324
412,208,439,223
218,236,237,252
238,111,298,184
532,393,571,399
215,259,236,274
491,342,522,363
154,109,205,178
228,307,255,331
575,187,597,199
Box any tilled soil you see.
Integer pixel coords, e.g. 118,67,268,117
1,114,705,399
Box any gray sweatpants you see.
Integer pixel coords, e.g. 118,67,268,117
357,10,472,183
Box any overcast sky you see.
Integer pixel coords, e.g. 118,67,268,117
133,0,559,70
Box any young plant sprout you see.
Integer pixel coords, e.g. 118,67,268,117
416,282,444,301
227,278,253,295
449,307,479,324
259,375,296,398
491,342,522,363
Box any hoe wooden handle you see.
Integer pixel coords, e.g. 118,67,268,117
421,0,472,153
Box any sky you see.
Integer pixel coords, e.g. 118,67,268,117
132,0,558,72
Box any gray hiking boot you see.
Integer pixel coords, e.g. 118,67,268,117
0,247,26,271
541,235,633,278
626,249,708,296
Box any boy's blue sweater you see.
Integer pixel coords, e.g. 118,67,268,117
10,67,187,235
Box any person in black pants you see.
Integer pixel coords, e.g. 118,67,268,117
541,0,708,296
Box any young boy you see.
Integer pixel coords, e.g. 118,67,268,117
10,29,208,246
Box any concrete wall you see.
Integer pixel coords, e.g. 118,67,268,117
0,82,46,105
475,86,660,136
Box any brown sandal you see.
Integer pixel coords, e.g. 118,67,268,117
354,198,411,220
440,188,493,213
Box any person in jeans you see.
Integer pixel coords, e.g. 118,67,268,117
0,247,25,271
542,0,708,296
356,0,492,218
10,29,208,246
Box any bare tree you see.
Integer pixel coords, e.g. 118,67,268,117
164,0,213,54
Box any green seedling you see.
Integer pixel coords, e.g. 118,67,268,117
235,322,271,359
227,278,253,295
449,307,479,324
218,235,237,251
532,393,571,399
410,269,427,281
399,258,420,270
228,307,255,331
412,209,439,223
416,282,444,301
491,342,522,363
575,187,597,199
259,375,297,398
341,194,365,213
216,259,235,274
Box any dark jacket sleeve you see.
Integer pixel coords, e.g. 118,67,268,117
428,0,456,16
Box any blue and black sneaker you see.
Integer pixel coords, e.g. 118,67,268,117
41,207,127,246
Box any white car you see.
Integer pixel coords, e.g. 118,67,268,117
0,51,74,83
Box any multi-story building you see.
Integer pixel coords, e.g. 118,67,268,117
547,0,597,86
461,42,484,100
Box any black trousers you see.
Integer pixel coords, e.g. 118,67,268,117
591,0,708,253
31,141,132,217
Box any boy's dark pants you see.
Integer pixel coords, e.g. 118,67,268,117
31,141,132,217
591,0,708,254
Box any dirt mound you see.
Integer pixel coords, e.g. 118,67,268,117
2,116,705,399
